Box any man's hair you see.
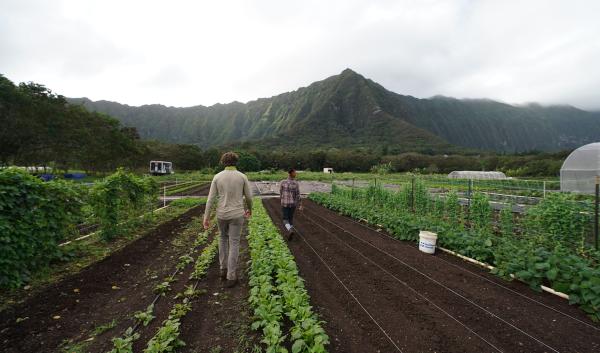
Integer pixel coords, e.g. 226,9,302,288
288,168,296,174
220,152,239,167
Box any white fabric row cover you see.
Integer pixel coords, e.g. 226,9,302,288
560,142,600,194
447,171,508,180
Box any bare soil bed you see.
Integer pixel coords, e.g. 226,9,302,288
262,198,600,353
0,202,259,353
0,205,205,353
178,225,260,353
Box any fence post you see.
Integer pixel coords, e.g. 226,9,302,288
467,179,473,226
163,185,166,208
543,181,546,198
351,178,355,199
330,173,335,197
595,176,599,250
411,176,416,213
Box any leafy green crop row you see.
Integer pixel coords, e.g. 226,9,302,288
248,201,329,353
310,184,600,321
143,301,191,353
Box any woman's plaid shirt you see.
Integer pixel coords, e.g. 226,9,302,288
280,178,300,207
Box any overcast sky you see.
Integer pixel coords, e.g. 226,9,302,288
1,0,599,110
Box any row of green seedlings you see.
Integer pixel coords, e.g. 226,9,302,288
106,217,217,353
165,182,206,196
162,180,196,190
311,184,600,321
143,236,219,353
248,202,330,353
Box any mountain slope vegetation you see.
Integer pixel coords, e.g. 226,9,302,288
70,69,600,152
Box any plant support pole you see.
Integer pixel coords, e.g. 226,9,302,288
411,176,415,213
163,185,166,208
351,178,355,199
543,181,546,198
467,179,473,225
594,176,600,250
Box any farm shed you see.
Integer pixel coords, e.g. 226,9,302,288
560,142,600,194
447,171,508,180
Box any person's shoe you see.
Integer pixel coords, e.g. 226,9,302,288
220,269,227,281
287,226,295,241
225,279,238,288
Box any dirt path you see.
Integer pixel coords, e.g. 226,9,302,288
178,224,260,353
262,198,600,353
0,205,205,353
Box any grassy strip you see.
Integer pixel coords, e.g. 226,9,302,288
248,201,329,353
164,182,207,196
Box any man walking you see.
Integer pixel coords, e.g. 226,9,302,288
203,152,252,288
280,168,302,240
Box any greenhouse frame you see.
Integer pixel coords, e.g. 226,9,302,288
447,171,508,180
560,142,600,194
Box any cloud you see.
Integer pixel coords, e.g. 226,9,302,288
1,0,599,110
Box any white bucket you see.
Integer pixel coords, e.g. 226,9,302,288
418,231,438,254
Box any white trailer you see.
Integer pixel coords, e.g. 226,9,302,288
149,161,174,175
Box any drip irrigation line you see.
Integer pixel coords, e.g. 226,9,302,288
76,223,98,233
59,205,172,247
124,222,216,334
131,264,181,332
292,226,404,353
302,208,560,353
296,215,504,353
321,205,600,332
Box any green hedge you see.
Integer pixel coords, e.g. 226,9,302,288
0,168,83,288
90,169,158,241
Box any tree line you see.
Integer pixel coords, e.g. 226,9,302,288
1,75,137,172
0,74,568,177
239,149,566,176
0,75,216,173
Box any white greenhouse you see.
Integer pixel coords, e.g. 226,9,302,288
560,142,600,194
447,171,508,180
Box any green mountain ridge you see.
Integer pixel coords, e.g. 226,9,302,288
68,69,600,152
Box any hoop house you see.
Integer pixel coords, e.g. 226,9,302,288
447,171,508,180
560,142,600,194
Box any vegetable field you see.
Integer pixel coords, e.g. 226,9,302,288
3,165,600,352
0,167,328,353
0,168,256,353
312,183,600,320
262,197,600,352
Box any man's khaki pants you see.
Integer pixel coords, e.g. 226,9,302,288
217,216,244,280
